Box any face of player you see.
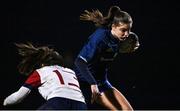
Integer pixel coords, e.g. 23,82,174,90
111,23,132,41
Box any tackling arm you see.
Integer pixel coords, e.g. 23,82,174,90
3,86,31,106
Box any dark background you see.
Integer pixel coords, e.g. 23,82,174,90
1,0,179,110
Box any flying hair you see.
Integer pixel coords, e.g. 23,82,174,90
79,6,132,28
15,42,63,76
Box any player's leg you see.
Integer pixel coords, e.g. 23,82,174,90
78,80,105,109
96,87,133,110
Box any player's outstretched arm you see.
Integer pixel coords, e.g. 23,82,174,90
3,86,31,106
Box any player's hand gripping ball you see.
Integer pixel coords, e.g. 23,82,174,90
119,32,140,53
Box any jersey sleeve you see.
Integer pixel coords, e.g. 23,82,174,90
78,28,106,62
23,70,41,89
74,57,97,85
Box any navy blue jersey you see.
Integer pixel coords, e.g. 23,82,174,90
74,27,120,84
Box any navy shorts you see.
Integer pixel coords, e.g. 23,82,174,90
37,97,87,110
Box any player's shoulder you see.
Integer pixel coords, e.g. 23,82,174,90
90,27,109,41
37,65,51,70
36,65,60,73
35,66,51,75
62,67,76,74
95,27,109,34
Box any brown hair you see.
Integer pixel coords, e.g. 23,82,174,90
15,42,64,76
80,6,133,28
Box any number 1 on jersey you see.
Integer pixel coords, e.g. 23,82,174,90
53,70,79,88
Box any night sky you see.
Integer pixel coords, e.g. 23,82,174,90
1,0,179,110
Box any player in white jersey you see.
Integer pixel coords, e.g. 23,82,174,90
3,42,87,110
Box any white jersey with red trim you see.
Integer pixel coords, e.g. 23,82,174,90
25,65,85,103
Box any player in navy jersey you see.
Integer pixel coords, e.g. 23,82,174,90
3,42,87,110
74,6,140,110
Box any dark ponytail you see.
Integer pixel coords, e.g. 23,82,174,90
15,42,64,76
80,6,132,28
